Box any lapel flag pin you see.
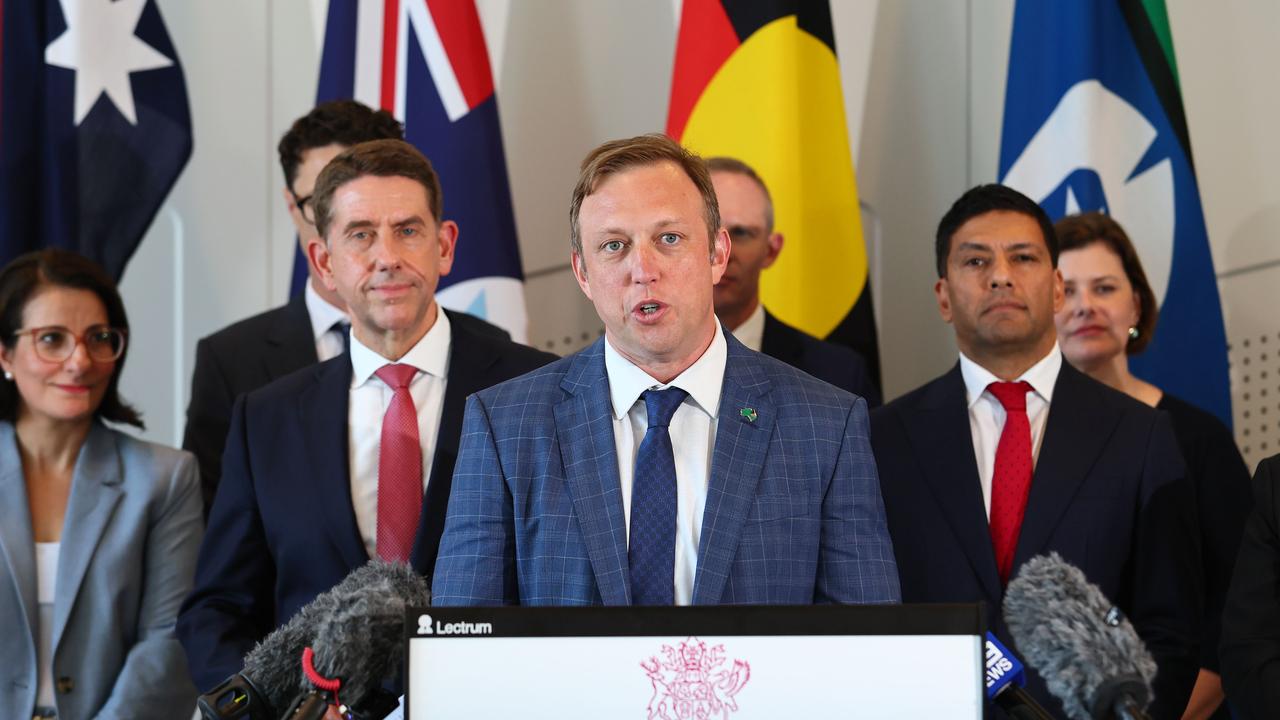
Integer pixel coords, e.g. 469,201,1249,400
739,407,757,423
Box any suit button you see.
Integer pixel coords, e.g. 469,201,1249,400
56,676,73,693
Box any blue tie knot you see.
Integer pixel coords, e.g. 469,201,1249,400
643,387,688,429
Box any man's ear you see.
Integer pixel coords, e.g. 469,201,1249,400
935,276,953,323
571,251,592,300
761,232,784,269
710,227,730,284
308,236,337,292
435,220,459,277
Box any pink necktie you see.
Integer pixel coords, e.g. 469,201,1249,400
374,364,422,562
987,381,1034,585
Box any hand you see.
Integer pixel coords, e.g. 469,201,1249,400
324,705,345,720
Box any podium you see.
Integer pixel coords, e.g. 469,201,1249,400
404,604,984,718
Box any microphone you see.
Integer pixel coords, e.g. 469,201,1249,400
197,560,429,720
1002,553,1157,720
289,561,430,718
985,632,1055,719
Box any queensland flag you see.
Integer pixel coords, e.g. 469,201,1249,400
307,0,527,341
999,0,1230,426
0,0,192,281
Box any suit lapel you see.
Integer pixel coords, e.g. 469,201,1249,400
0,423,37,650
298,357,369,570
692,337,774,604
52,423,123,650
554,340,631,605
904,366,1003,600
1014,362,1119,567
264,292,320,379
411,315,500,574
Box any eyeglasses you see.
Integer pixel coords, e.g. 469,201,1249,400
291,189,316,225
11,326,127,363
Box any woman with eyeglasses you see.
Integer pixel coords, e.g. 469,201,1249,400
1052,213,1253,720
0,250,201,720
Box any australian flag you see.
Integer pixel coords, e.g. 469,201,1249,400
999,0,1231,426
308,0,527,341
0,0,192,281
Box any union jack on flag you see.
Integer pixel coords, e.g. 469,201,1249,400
309,0,527,341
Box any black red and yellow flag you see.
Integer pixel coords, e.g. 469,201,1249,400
666,0,879,387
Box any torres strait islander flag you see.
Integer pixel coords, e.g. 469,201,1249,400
1000,0,1230,425
306,0,527,341
0,0,193,280
667,0,880,388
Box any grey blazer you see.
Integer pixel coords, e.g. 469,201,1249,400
0,421,202,720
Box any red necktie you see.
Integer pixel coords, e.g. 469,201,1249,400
987,381,1034,585
374,364,422,562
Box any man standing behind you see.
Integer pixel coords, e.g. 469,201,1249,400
432,134,899,607
870,184,1199,716
178,140,554,690
707,156,880,406
182,101,401,513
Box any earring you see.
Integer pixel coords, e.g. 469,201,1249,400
3,371,11,381
1128,326,1140,340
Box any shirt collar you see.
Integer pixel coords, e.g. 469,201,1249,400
603,320,727,421
958,341,1062,409
350,308,452,387
304,280,349,343
728,302,766,353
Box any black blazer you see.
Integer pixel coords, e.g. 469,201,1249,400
759,310,880,407
871,361,1200,718
1220,455,1280,718
182,295,510,513
176,318,553,691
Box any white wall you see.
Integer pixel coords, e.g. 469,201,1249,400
120,1,1280,471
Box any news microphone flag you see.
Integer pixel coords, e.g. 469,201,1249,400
309,0,527,341
0,0,193,281
1000,0,1230,425
666,0,880,388
984,632,1028,698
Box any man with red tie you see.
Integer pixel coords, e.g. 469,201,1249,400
177,140,553,691
869,184,1200,717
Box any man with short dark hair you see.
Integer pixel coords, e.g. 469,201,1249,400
870,184,1200,716
432,134,899,607
707,156,879,406
178,139,554,691
184,101,409,513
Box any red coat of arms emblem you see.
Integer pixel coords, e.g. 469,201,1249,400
640,636,751,719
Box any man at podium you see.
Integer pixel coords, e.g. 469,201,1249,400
432,134,900,607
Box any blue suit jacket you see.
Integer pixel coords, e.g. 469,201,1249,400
0,421,202,720
432,333,901,606
176,314,555,691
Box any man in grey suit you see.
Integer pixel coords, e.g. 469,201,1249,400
432,134,900,606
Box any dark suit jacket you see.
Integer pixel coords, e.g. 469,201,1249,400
760,310,880,407
176,316,553,691
871,361,1200,718
1220,455,1280,718
432,332,900,607
183,294,510,514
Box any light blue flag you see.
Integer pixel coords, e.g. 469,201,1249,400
999,0,1230,426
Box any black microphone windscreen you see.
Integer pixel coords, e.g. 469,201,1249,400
302,560,430,711
1002,553,1156,720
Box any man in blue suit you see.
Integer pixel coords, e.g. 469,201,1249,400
177,140,554,691
432,134,900,607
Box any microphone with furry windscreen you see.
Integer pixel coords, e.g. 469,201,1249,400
196,560,430,720
1003,553,1157,720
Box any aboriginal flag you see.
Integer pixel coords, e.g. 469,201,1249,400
666,0,879,388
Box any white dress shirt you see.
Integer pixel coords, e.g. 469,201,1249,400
959,343,1062,518
35,542,58,711
604,321,727,606
348,310,451,559
727,302,766,352
305,281,350,362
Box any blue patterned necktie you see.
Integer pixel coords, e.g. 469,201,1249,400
331,320,352,355
629,386,689,606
